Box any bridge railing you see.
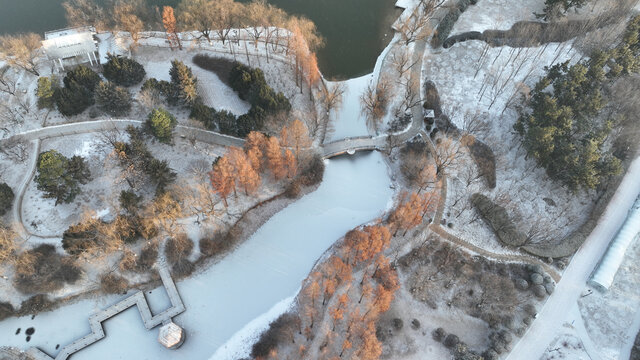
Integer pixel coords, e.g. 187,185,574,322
322,135,376,147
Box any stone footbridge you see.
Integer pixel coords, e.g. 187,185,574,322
26,259,184,360
321,135,389,159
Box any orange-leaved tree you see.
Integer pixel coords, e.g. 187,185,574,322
162,6,182,50
209,155,235,206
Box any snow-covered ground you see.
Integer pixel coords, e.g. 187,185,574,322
0,151,394,359
20,132,229,238
577,233,640,360
507,155,640,360
450,0,542,35
422,38,593,254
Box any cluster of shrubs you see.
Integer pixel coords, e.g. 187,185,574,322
100,273,129,294
37,55,145,117
432,328,485,360
471,193,526,247
119,242,159,273
61,214,149,255
284,154,325,198
432,0,478,47
13,244,82,294
0,294,59,321
514,264,555,299
190,55,291,138
251,312,300,358
114,126,177,195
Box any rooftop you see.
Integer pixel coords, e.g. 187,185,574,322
42,27,97,60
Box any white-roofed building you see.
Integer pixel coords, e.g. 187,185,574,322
589,196,640,291
42,26,99,71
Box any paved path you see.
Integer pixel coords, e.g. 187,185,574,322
321,135,387,158
12,139,40,240
505,155,640,360
428,165,562,282
5,120,245,240
26,259,185,360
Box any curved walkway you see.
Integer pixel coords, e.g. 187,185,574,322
429,170,562,282
6,120,245,240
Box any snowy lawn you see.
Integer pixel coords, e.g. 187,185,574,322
578,234,640,360
451,0,543,35
20,133,229,238
422,39,595,255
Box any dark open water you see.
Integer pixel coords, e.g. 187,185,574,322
0,0,399,79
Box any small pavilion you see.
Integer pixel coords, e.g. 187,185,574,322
41,26,99,71
158,321,185,350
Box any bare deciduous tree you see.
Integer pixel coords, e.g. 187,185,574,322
360,77,391,133
0,33,42,76
63,0,108,30
433,137,464,175
114,1,144,46
318,82,344,140
461,109,490,137
419,0,445,16
397,12,430,45
390,47,418,79
0,137,29,163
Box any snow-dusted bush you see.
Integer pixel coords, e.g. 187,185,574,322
172,259,195,277
147,108,177,143
100,273,129,294
19,294,54,315
299,154,325,186
471,193,526,247
433,8,461,47
95,81,132,117
0,182,14,216
165,234,193,264
103,54,146,87
199,237,225,257
0,302,14,321
137,242,158,272
14,245,82,294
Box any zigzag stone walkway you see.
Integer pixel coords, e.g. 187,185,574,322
25,258,185,360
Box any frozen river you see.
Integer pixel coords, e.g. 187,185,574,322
0,151,393,359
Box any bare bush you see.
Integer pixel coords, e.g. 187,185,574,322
0,137,29,163
165,233,194,264
14,245,82,294
360,77,391,133
171,258,195,277
0,301,14,321
18,294,54,315
137,241,158,272
199,236,225,257
100,272,129,294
